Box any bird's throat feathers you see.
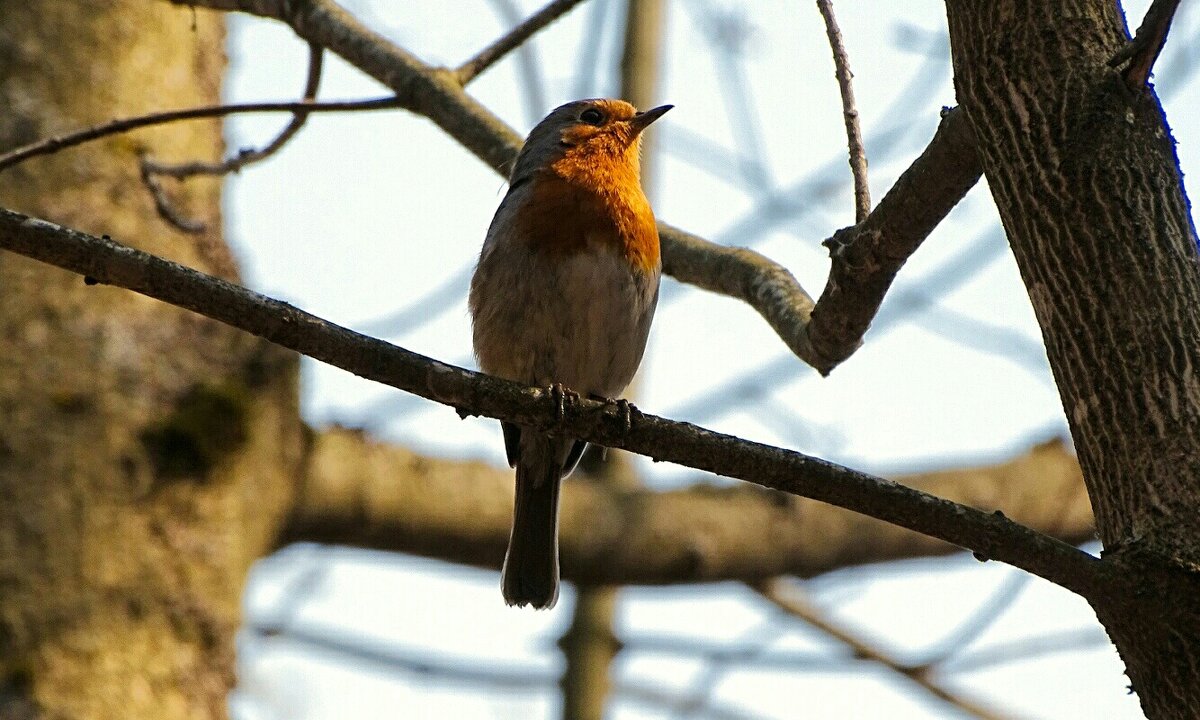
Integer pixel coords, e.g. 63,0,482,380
514,152,660,274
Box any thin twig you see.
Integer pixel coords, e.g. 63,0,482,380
669,620,779,720
0,209,1108,602
755,579,1020,720
0,96,404,174
137,43,327,232
455,0,592,85
138,157,207,233
946,628,1111,674
1108,0,1182,88
248,622,766,720
143,42,326,179
915,571,1031,667
816,0,870,222
572,0,612,97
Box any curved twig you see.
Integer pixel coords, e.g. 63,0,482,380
143,42,326,179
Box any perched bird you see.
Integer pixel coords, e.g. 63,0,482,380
469,98,670,609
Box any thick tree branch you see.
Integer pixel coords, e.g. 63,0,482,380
0,209,1104,598
167,0,979,376
805,107,982,373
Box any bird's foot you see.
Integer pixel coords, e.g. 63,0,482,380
592,396,636,436
548,383,580,423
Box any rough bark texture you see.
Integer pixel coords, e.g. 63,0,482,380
0,4,301,717
944,1,1200,717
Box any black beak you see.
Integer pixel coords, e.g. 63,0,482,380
629,104,673,133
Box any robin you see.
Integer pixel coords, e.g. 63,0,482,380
469,98,671,609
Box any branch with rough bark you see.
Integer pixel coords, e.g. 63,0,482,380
163,0,979,376
0,206,1105,602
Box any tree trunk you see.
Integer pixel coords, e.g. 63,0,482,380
0,4,301,717
944,1,1200,717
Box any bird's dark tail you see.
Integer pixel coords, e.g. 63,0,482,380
502,434,567,609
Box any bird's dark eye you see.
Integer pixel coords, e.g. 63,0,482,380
580,108,605,125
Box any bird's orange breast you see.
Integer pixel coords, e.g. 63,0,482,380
514,161,660,274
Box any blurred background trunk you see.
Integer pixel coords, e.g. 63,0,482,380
0,4,302,717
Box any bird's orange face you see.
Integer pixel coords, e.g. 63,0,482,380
555,99,671,163
509,99,672,188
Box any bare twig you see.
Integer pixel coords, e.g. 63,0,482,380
669,620,778,720
137,43,326,231
624,632,833,669
571,0,612,97
455,0,592,85
355,263,474,337
916,572,1031,667
1108,0,1182,88
138,159,207,233
0,209,1107,601
756,579,1020,720
683,2,774,190
947,627,1111,674
0,96,403,174
816,0,870,222
143,42,326,179
251,550,332,637
248,622,767,720
250,621,555,688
